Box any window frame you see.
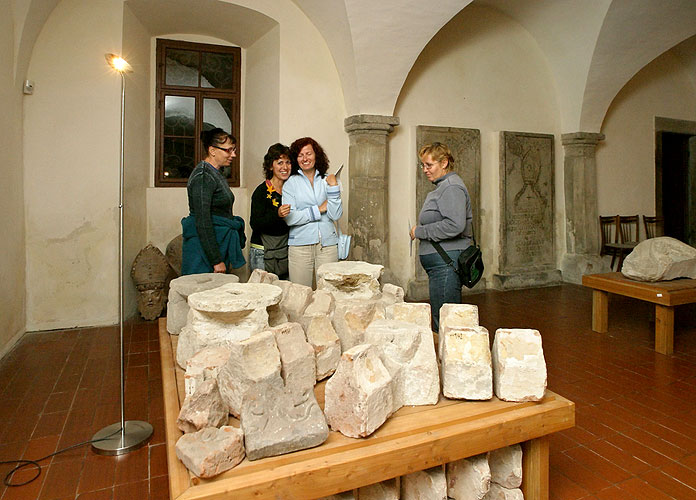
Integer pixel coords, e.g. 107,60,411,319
155,38,241,187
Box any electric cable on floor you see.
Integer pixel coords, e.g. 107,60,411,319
1,428,123,487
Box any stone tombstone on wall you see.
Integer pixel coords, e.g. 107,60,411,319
408,126,482,301
495,132,561,289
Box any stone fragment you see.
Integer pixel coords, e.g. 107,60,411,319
216,330,284,417
166,273,239,335
324,344,394,438
482,484,523,500
247,268,279,284
386,302,431,329
488,444,522,488
177,379,228,433
401,466,447,500
621,236,696,281
441,327,493,400
317,261,384,301
131,244,170,321
176,283,282,368
279,282,313,323
380,283,405,306
305,316,341,380
175,426,244,478
365,319,439,408
332,299,386,351
439,303,479,357
241,383,329,460
492,329,547,402
446,453,491,500
302,289,336,328
358,478,399,499
184,346,231,397
267,322,316,393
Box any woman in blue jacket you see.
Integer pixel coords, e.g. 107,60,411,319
282,137,342,287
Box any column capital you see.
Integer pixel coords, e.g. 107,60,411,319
561,132,605,147
344,114,400,135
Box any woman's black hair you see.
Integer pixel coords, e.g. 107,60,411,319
289,137,329,177
262,143,290,180
200,128,236,154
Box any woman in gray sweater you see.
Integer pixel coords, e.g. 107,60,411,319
410,142,473,331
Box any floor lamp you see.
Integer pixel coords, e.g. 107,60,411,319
92,54,153,455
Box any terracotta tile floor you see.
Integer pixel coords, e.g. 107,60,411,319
0,283,694,499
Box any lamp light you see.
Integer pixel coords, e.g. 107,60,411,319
92,54,153,455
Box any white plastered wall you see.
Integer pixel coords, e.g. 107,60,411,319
390,5,562,288
597,48,696,219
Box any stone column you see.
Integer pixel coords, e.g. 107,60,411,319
560,132,606,283
344,114,399,270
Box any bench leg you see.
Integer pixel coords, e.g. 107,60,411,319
522,436,549,500
592,290,608,333
655,305,674,355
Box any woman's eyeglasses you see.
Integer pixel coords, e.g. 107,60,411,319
213,145,237,154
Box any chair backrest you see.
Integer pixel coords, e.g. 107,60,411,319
599,215,618,254
618,215,639,243
643,215,664,239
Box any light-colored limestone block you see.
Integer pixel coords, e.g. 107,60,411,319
401,466,447,500
175,426,244,478
241,384,329,460
380,283,405,307
492,329,547,402
177,379,228,433
324,344,394,438
167,273,239,335
305,316,341,380
622,236,696,281
438,304,479,357
184,346,230,397
267,322,316,393
386,302,431,330
482,484,523,500
358,478,399,499
216,330,283,417
365,319,439,408
488,445,522,489
302,289,336,325
247,268,279,284
332,299,386,351
441,327,493,400
317,261,384,301
279,282,313,323
446,453,491,500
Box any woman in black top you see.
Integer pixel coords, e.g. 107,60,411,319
249,143,292,279
181,128,245,275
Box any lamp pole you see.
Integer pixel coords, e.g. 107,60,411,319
92,54,153,456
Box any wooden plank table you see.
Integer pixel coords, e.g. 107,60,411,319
159,318,574,500
582,272,696,355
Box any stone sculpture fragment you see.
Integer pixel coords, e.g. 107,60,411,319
167,273,239,335
482,483,523,500
386,302,432,329
304,316,341,380
492,328,547,402
247,268,279,284
446,453,491,500
278,282,313,323
332,298,386,351
184,346,231,397
621,236,696,281
439,303,479,356
266,322,316,393
401,466,447,500
317,261,384,301
488,444,522,488
131,243,170,321
177,379,228,433
175,426,245,478
358,478,399,500
441,326,493,400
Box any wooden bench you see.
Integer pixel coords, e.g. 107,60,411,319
159,318,574,500
582,272,696,355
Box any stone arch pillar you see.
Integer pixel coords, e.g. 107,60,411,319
560,132,607,283
344,114,399,270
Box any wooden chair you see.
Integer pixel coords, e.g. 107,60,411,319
643,215,664,239
615,215,639,270
599,215,619,269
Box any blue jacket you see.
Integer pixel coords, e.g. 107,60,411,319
282,171,342,247
181,214,246,274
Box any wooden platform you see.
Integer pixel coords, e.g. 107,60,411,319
582,272,696,355
159,318,574,500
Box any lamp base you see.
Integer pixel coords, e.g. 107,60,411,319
91,420,153,456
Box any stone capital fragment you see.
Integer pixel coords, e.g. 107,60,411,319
332,298,386,351
380,283,405,307
439,304,479,357
492,329,547,402
302,289,336,327
441,327,493,401
175,426,245,478
621,236,696,281
167,273,239,334
446,453,491,500
177,379,228,433
305,316,341,380
184,346,231,397
266,322,316,393
247,268,279,283
278,282,313,323
241,383,329,460
317,261,384,301
401,466,447,500
488,445,522,489
324,344,394,438
386,302,431,330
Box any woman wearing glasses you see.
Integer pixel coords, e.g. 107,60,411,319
181,128,246,275
410,142,473,331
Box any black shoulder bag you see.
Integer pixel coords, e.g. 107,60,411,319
431,225,484,289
